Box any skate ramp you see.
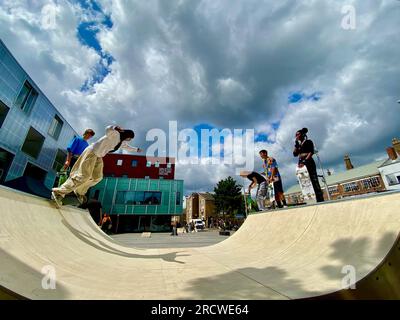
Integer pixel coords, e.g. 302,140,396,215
0,185,399,300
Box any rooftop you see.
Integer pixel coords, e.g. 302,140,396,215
378,157,400,168
285,159,387,194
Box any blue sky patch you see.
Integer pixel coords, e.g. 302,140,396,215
288,91,323,104
75,0,114,91
288,92,304,103
255,134,268,142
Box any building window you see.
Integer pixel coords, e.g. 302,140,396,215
0,100,10,128
116,159,123,166
167,163,172,168
122,174,128,178
52,149,66,172
159,176,164,180
146,161,152,167
342,182,360,193
21,127,45,159
131,160,138,167
0,147,15,183
176,192,181,205
15,80,38,113
48,115,63,140
386,174,400,186
328,185,339,194
145,176,150,179
116,191,161,205
362,177,381,190
23,162,47,182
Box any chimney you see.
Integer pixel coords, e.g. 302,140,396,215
387,147,398,161
344,154,354,170
392,138,400,156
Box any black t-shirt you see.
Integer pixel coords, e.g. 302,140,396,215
294,139,316,167
247,172,266,184
299,139,314,154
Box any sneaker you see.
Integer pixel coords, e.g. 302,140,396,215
51,191,63,208
74,191,87,205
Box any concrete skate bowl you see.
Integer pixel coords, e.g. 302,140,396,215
0,185,399,300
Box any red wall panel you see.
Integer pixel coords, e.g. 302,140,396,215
103,154,175,180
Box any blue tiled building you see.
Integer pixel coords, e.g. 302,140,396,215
0,39,77,189
0,39,184,232
89,177,184,232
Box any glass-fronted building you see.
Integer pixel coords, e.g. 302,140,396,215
89,177,184,232
0,39,77,189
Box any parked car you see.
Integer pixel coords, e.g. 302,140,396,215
191,219,205,230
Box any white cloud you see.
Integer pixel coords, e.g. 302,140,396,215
1,0,399,194
217,78,252,108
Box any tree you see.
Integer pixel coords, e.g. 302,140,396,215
213,176,243,219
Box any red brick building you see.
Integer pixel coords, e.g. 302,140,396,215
103,154,175,180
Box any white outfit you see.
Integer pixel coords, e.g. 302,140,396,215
53,125,139,197
87,125,139,157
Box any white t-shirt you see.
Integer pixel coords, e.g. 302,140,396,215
87,125,139,158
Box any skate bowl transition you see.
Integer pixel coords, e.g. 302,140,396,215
1,185,400,300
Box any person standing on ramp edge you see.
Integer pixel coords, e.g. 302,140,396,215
51,125,143,207
293,127,324,202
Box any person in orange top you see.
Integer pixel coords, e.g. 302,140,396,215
100,213,112,234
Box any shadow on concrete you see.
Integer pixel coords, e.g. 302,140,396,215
320,232,397,282
181,231,400,300
179,265,318,300
0,248,69,299
61,219,189,264
315,231,400,299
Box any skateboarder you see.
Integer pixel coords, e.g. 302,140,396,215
57,129,95,188
64,129,95,170
51,125,143,208
293,128,324,202
240,171,267,211
259,150,288,208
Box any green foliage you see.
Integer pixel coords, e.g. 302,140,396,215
213,176,243,217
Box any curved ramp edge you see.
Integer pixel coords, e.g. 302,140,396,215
0,185,399,300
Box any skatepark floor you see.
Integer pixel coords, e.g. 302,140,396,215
111,230,236,249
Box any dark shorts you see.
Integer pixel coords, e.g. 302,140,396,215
273,179,284,194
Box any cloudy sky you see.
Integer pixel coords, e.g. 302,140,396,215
1,0,399,194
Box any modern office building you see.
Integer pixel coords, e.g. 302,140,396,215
0,39,77,191
89,154,184,233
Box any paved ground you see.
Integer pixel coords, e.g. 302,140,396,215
111,229,235,248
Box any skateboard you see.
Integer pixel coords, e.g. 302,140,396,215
296,165,316,203
267,183,275,205
51,192,81,209
57,168,70,187
62,193,82,206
